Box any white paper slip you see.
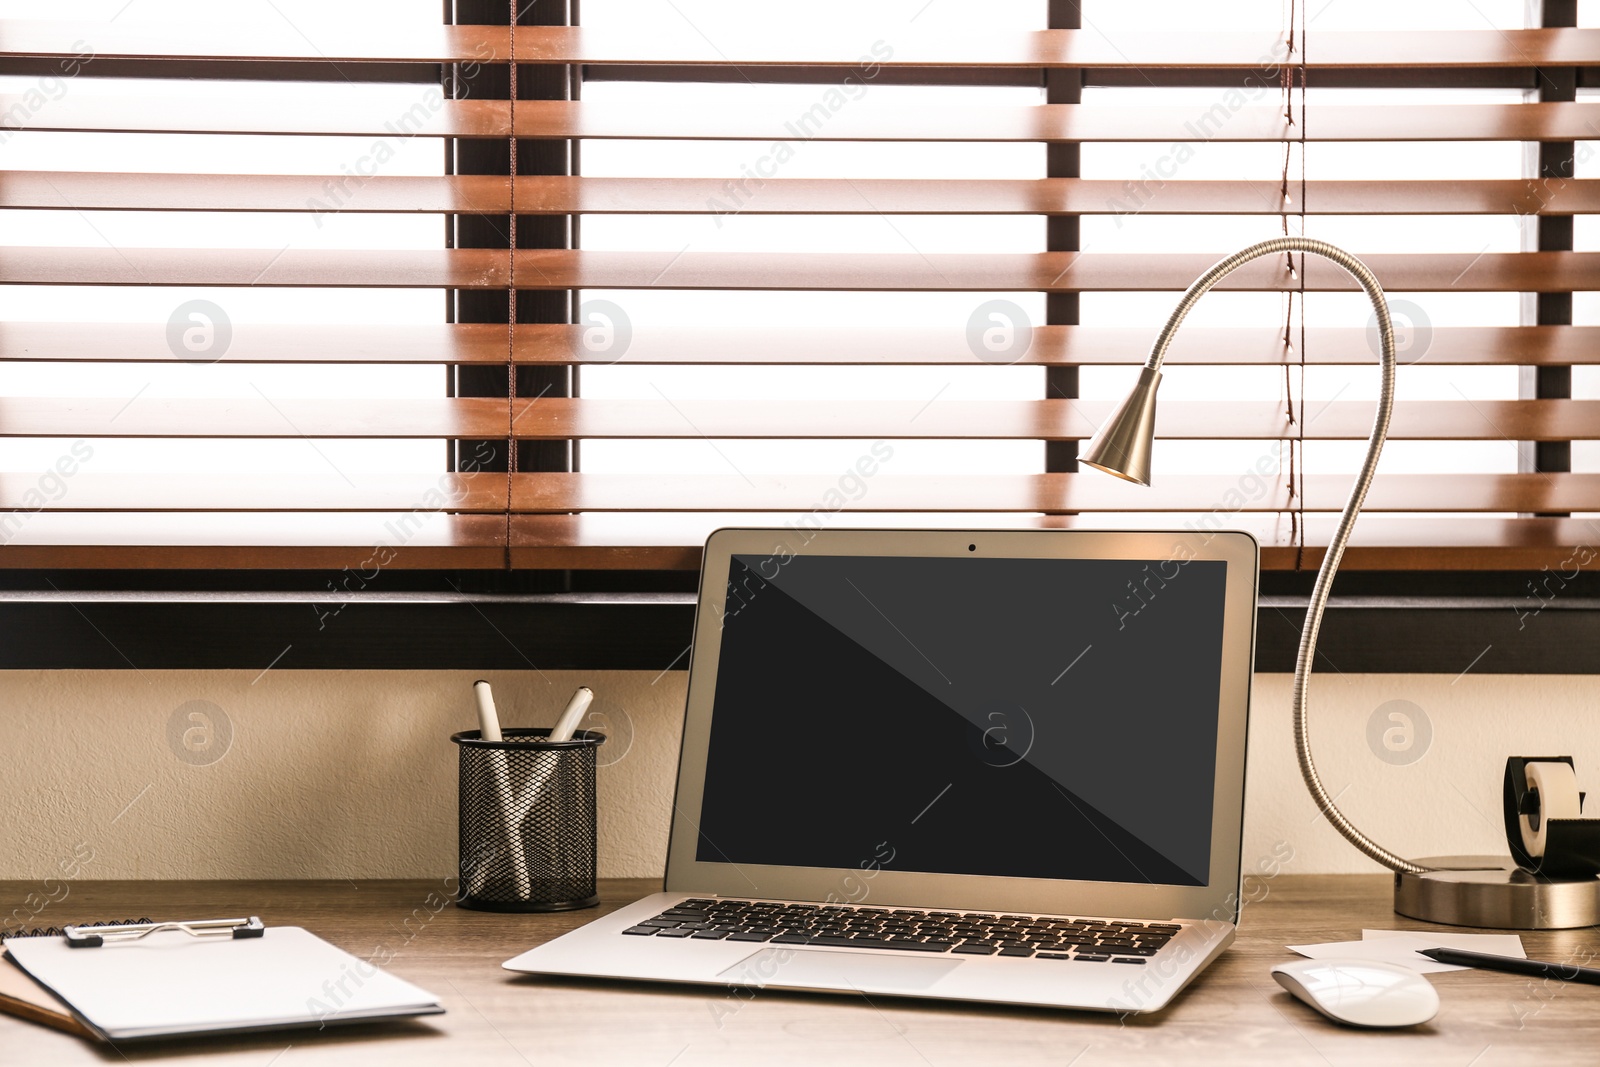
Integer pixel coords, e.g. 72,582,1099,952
1287,930,1527,974
5,925,443,1041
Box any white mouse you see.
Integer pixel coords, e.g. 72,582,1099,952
1271,959,1440,1028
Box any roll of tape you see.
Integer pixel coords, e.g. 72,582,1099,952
1520,760,1583,858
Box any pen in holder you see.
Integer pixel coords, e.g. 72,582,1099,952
452,727,604,912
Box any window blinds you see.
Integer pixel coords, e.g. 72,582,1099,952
2,8,1597,572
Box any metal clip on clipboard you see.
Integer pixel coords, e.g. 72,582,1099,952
62,916,265,948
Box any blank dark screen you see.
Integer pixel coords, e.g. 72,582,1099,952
694,553,1228,886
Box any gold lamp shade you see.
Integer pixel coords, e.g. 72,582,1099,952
1077,366,1162,487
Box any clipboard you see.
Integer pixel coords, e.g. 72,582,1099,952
4,917,444,1041
1,947,95,1038
1,918,149,1038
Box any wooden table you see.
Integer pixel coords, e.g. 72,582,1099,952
2,876,1596,1065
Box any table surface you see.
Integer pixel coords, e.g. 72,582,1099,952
1,876,1596,1066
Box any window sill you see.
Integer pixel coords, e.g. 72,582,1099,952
0,586,1593,673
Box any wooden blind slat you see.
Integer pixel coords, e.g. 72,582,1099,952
512,472,1600,514
10,173,1600,216
6,471,1595,513
0,513,507,570
0,397,510,439
0,19,502,63
8,23,1600,69
0,172,517,214
10,97,1600,143
3,247,1595,292
505,515,1600,573
6,323,1599,366
493,398,1600,443
0,513,1589,572
6,397,1597,441
0,473,509,512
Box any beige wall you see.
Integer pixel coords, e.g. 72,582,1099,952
4,669,1598,882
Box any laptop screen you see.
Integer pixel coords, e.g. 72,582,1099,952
695,552,1228,888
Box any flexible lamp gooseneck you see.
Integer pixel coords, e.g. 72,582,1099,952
1081,236,1418,872
1080,237,1599,928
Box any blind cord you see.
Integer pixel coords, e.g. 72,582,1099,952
1279,2,1310,569
1280,3,1299,551
1295,1,1308,571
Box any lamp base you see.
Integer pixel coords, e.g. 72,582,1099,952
1393,855,1600,929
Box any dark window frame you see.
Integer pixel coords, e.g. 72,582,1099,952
1,569,1596,674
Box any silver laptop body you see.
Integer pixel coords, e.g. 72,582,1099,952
505,527,1258,1014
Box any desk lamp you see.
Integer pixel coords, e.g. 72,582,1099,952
1080,236,1600,928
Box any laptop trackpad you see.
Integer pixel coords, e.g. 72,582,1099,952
719,948,962,991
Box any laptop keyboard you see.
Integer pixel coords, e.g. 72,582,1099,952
622,899,1180,963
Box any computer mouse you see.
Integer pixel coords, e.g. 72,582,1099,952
1271,958,1440,1028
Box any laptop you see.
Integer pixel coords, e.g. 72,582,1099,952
505,527,1258,1014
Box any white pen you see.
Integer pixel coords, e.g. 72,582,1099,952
547,686,594,743
472,679,503,742
468,679,528,896
507,688,598,855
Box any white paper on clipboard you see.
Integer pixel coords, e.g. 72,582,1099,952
5,925,442,1040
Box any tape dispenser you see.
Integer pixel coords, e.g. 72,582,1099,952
1503,756,1600,880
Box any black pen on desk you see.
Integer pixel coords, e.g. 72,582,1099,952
1420,947,1600,985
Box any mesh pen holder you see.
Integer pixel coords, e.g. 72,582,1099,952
452,727,604,912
